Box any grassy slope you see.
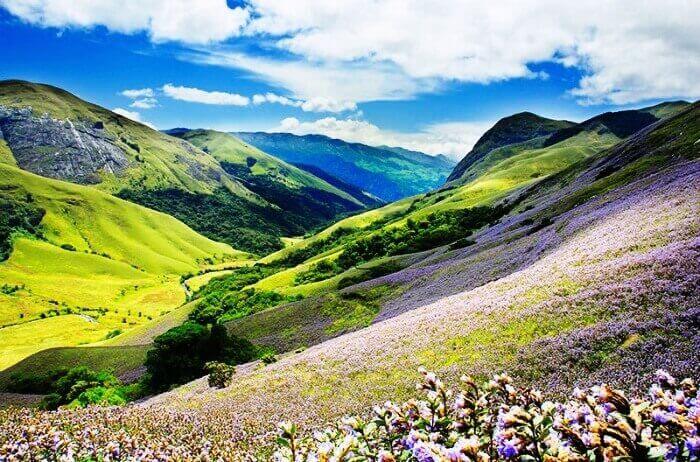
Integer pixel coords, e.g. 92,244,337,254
0,162,243,369
0,140,16,166
150,107,699,457
224,128,620,342
177,129,362,205
0,344,148,391
0,80,257,200
447,112,574,182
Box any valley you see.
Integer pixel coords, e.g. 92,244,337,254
0,81,697,460
1,2,699,460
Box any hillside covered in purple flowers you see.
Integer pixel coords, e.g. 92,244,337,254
1,100,698,460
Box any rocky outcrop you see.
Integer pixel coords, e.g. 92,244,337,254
0,106,129,183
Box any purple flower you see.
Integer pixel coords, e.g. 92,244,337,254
412,442,438,462
402,430,422,450
655,370,677,387
497,438,519,459
664,444,679,461
652,409,672,424
686,437,700,455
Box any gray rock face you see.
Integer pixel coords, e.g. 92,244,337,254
0,106,129,183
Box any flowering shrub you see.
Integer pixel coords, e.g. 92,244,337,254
274,368,699,461
205,361,236,388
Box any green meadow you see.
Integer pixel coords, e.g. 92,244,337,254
0,162,245,368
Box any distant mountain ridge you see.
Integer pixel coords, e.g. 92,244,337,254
166,129,372,229
234,132,455,202
447,112,574,182
447,102,692,183
0,81,378,254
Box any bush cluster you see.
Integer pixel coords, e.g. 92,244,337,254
277,227,356,268
337,205,507,269
204,361,236,388
145,322,255,392
190,265,302,324
116,188,292,255
39,366,141,410
0,192,45,261
293,259,341,286
275,369,700,461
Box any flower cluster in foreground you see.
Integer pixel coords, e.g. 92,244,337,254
274,369,699,462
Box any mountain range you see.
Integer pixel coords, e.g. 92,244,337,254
0,80,697,460
235,131,455,201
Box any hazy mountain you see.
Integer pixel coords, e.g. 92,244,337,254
234,131,455,201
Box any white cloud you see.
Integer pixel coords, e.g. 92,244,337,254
112,107,156,129
120,88,154,99
0,0,249,44
300,98,356,113
185,51,433,103
161,83,249,106
239,0,700,104
252,92,298,107
274,117,493,159
4,1,699,104
251,92,356,113
129,97,158,109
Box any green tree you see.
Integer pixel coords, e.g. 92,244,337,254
145,322,256,392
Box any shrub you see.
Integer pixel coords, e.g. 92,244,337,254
293,259,341,286
38,366,126,410
260,353,277,365
1,283,22,295
337,205,508,269
275,369,700,462
145,323,255,392
205,361,236,388
0,192,45,261
105,329,122,339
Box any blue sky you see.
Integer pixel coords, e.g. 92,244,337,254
1,1,698,158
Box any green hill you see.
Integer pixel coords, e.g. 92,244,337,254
166,129,368,230
447,112,574,182
0,80,253,198
211,105,699,352
235,131,455,201
0,161,243,369
0,81,377,254
9,103,694,459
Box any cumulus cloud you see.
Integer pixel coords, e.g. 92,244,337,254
240,0,700,104
161,84,249,106
4,0,699,104
120,88,158,109
274,117,493,159
300,98,356,113
120,88,154,99
112,107,156,129
252,92,356,113
0,0,249,44
190,50,431,103
129,97,158,109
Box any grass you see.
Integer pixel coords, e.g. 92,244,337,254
0,162,243,369
0,80,256,199
99,300,197,347
187,130,620,358
0,140,16,166
0,344,148,391
230,130,619,344
178,130,361,205
227,283,399,352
